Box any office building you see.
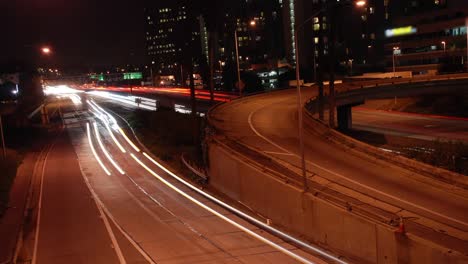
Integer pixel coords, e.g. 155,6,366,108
144,1,205,82
385,0,468,74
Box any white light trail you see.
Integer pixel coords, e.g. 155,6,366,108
118,128,140,152
93,122,125,175
87,91,157,111
130,153,316,264
88,101,127,153
96,100,347,264
104,121,126,153
86,122,111,176
44,85,83,95
90,100,119,127
141,152,346,264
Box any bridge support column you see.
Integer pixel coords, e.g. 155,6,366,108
337,105,352,131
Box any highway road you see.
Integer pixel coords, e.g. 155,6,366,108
209,88,468,232
353,107,468,142
25,87,333,264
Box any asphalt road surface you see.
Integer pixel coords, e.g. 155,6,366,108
209,88,468,232
353,107,468,142
27,93,329,264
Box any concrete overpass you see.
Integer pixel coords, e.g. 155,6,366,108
312,75,468,131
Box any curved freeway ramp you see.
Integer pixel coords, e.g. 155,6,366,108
208,88,468,263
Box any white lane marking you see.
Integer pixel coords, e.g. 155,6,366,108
118,128,140,152
131,153,317,264
76,161,155,264
77,164,127,264
264,151,294,156
247,106,468,229
87,122,111,176
93,122,125,175
141,153,346,264
31,144,55,264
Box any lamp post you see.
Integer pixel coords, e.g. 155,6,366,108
234,29,242,96
234,20,256,96
0,115,5,159
441,41,446,52
392,46,400,77
294,1,366,191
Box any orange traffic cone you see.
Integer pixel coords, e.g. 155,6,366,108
396,217,405,234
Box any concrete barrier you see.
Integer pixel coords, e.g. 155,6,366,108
207,138,467,263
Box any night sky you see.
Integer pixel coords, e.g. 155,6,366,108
1,0,147,69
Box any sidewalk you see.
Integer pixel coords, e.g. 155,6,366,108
0,152,39,264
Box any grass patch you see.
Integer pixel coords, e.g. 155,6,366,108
404,140,468,176
0,150,22,217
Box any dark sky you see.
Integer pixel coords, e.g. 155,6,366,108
1,0,147,69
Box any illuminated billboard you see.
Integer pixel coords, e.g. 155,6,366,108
385,26,417,38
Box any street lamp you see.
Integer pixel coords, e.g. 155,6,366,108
355,1,367,7
294,1,366,191
234,19,256,96
41,47,51,55
441,41,446,52
392,46,400,77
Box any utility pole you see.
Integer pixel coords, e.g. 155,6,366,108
209,32,215,103
328,3,337,128
0,115,6,159
317,14,325,121
234,29,242,96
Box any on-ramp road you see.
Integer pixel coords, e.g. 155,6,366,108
209,88,468,232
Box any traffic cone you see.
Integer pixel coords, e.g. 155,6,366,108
396,217,405,234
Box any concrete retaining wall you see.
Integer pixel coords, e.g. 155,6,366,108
208,139,467,264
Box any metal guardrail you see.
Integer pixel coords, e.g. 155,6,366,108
27,104,44,119
180,153,207,182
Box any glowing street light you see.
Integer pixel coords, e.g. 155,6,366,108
355,1,366,7
41,47,51,55
441,41,446,52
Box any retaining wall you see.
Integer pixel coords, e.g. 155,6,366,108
207,138,467,264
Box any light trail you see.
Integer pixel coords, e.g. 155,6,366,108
130,153,316,264
88,100,140,152
86,122,111,176
89,100,119,127
118,128,140,152
87,91,157,111
141,152,346,264
88,101,127,153
94,100,343,263
103,121,126,153
93,122,125,175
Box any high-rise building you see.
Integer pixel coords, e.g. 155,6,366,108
282,0,386,79
144,1,205,82
384,0,468,74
